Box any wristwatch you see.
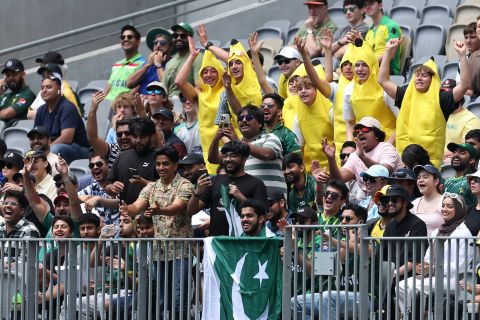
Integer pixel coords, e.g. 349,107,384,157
204,41,214,51
306,29,313,35
155,63,163,69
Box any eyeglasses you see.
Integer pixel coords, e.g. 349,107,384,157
153,39,169,46
3,201,19,207
469,177,480,184
276,58,294,66
343,6,357,13
55,181,65,188
88,161,105,169
116,130,131,138
261,103,275,109
379,196,400,206
120,34,135,40
340,152,352,161
146,89,164,96
323,190,340,200
443,192,464,208
173,33,188,39
362,176,382,183
353,127,372,137
341,215,354,223
238,114,255,122
2,163,14,169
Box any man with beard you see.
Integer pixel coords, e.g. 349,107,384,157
106,118,158,204
87,91,132,168
27,126,59,175
266,190,293,237
178,152,205,185
367,184,394,236
240,199,275,237
163,22,202,97
382,185,427,277
444,142,478,206
283,152,319,213
262,93,300,156
151,108,187,158
0,58,35,124
78,154,120,225
188,141,268,236
104,25,145,100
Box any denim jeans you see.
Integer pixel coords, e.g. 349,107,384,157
51,143,90,164
157,258,190,319
291,291,366,320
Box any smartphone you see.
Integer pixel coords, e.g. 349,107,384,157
198,168,208,177
220,114,231,128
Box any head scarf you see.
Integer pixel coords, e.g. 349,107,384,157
438,193,467,236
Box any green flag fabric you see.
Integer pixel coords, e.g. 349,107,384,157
202,236,283,320
220,184,243,237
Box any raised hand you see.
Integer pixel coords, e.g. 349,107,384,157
385,38,401,51
119,200,128,215
320,28,333,49
294,36,308,57
196,23,209,47
321,137,336,159
153,50,165,65
354,137,365,158
311,160,330,183
453,39,466,56
91,90,107,112
248,32,263,55
55,155,69,176
188,36,200,58
222,71,232,89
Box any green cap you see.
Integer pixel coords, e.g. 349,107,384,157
145,27,172,51
447,142,479,159
171,22,194,36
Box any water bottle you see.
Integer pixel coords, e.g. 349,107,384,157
322,229,330,252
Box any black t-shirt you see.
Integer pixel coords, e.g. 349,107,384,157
383,212,428,268
395,86,457,121
106,149,159,204
199,173,267,236
465,205,480,236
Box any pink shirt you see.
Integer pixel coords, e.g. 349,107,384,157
343,142,403,197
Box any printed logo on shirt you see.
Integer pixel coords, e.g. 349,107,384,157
142,162,149,167
18,98,26,104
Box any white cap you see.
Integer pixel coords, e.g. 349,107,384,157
274,47,303,62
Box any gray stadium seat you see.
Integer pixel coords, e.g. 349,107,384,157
9,119,34,132
287,27,299,45
399,23,418,43
96,99,113,140
77,80,108,116
467,102,480,118
328,8,348,27
382,0,394,15
5,138,30,156
413,24,446,61
260,46,275,71
446,24,466,61
69,159,90,177
440,164,455,179
390,6,420,25
195,39,221,51
67,80,79,93
392,0,424,11
425,0,457,13
262,20,291,41
295,20,305,28
2,126,29,142
255,27,283,41
421,5,452,24
390,75,406,87
268,65,281,85
454,4,480,24
442,61,459,81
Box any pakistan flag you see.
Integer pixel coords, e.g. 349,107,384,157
202,236,283,320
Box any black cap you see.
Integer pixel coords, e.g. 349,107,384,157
440,79,456,92
379,185,413,209
37,63,63,78
0,152,24,170
53,172,78,185
35,51,64,65
389,168,416,181
152,108,174,121
178,153,205,165
2,59,24,73
267,189,285,201
297,207,317,219
413,165,441,179
27,126,49,138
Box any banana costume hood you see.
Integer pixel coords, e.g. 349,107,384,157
350,43,396,140
396,59,443,167
198,50,225,173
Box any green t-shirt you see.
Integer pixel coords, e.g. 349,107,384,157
264,122,301,156
444,175,476,206
291,17,338,50
0,85,35,121
163,52,203,97
106,53,146,100
288,174,317,213
317,210,342,239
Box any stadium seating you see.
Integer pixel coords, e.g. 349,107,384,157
392,0,425,11
413,25,446,61
69,159,90,177
77,80,108,118
421,5,452,24
425,0,458,13
267,65,281,85
445,24,466,61
390,6,420,22
67,80,79,93
453,4,480,24
442,60,459,81
328,8,348,28
262,20,291,42
196,39,221,51
440,164,456,179
467,101,480,118
286,27,299,46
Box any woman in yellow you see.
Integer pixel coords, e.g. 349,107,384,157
379,38,471,167
343,40,397,144
175,37,224,173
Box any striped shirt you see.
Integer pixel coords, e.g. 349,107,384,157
244,133,287,198
78,182,120,225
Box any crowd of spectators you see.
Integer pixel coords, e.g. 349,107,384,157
1,0,480,318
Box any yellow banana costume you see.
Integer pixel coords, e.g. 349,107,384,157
350,43,396,140
198,51,225,174
396,59,443,167
295,64,334,172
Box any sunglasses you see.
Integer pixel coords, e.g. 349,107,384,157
341,215,354,223
238,114,255,122
3,201,19,207
173,33,188,39
179,95,187,103
343,6,357,13
153,39,169,46
339,152,352,161
323,190,340,200
2,163,14,169
276,58,294,66
469,177,480,184
116,130,131,138
120,34,135,40
362,176,382,183
146,89,164,96
55,181,65,188
443,192,464,208
88,161,104,170
379,196,400,206
353,127,371,137
261,103,275,109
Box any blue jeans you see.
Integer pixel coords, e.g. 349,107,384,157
157,258,190,319
51,143,90,164
291,291,366,320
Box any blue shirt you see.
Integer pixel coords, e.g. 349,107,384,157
139,64,160,95
34,97,89,147
359,195,379,221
